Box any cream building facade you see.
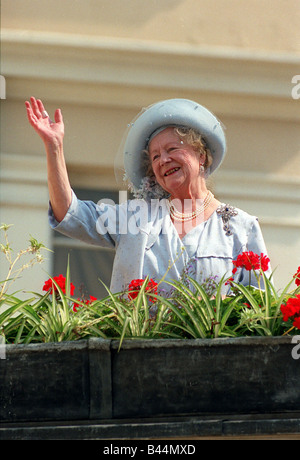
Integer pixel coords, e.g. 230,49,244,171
1,0,299,296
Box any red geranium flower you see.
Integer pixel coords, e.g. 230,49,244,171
280,295,300,322
225,267,238,286
233,251,270,272
293,316,300,330
73,295,97,312
88,295,97,303
293,267,300,286
260,254,271,272
43,274,75,296
128,278,158,303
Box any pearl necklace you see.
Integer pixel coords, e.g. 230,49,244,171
167,191,214,222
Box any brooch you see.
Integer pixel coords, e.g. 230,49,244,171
216,204,238,236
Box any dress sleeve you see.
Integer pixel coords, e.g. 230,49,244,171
48,190,122,248
247,218,268,256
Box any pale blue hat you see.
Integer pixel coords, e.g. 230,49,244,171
122,98,226,196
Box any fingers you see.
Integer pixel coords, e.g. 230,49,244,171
26,97,49,119
36,98,50,119
36,98,45,114
30,96,42,118
25,97,63,124
25,100,38,127
54,108,63,124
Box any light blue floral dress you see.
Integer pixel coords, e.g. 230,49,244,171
49,191,271,295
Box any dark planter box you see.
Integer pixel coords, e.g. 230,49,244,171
0,339,112,422
111,336,300,418
1,336,299,423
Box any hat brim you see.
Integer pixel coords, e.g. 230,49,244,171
123,98,226,189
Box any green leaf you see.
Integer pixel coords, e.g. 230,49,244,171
0,296,36,327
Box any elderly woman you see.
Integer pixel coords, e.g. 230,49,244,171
25,97,270,295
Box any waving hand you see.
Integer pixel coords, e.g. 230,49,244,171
25,97,64,148
25,96,71,222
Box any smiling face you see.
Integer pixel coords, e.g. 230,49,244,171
148,127,205,198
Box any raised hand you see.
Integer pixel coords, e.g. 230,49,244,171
25,96,71,222
25,97,64,148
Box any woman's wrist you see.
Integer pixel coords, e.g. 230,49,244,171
44,138,64,157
